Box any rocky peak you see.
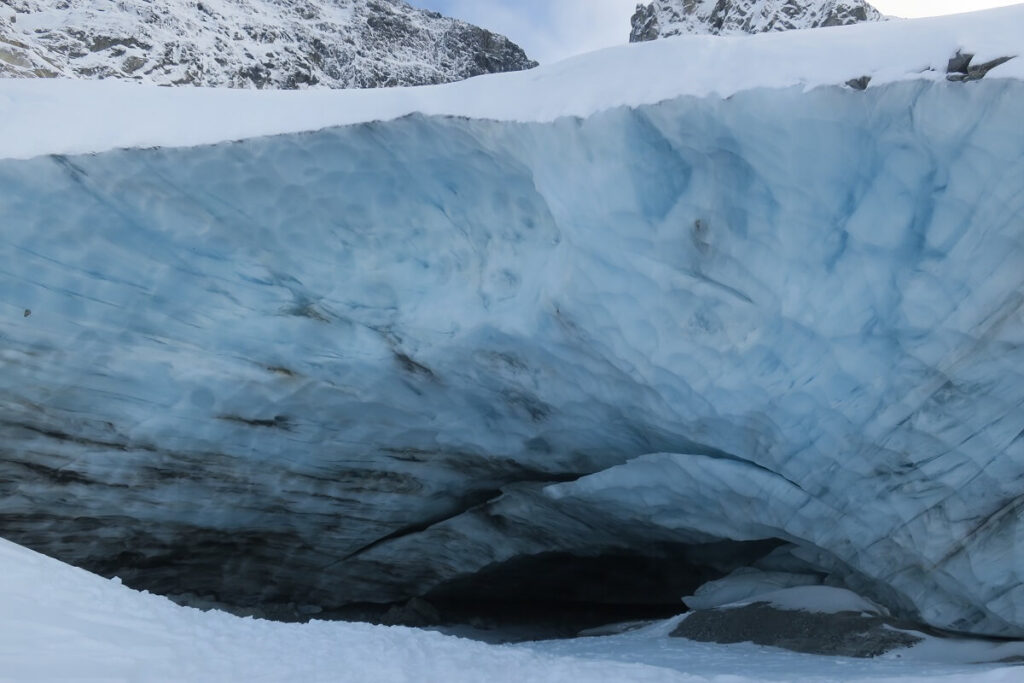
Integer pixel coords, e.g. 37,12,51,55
0,0,537,88
630,0,884,41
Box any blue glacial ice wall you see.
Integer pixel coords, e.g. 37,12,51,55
1,79,1023,636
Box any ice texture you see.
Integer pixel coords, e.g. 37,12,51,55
1,78,1023,637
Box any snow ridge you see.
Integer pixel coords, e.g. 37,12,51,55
0,0,537,89
630,0,883,41
2,5,1021,162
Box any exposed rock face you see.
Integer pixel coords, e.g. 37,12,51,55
630,0,883,41
946,51,1017,82
1,79,1024,638
672,603,923,658
0,0,536,88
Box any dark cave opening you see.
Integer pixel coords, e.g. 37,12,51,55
116,536,792,642
343,538,787,642
421,549,711,641
38,518,787,643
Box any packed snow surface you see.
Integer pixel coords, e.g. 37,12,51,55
4,537,1024,682
0,5,1020,160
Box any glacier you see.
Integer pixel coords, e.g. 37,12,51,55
2,71,1023,638
3,4,1023,161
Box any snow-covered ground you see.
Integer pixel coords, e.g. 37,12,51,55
0,537,681,683
0,5,1022,160
2,537,1023,682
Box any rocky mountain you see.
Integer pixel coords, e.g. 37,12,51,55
630,0,883,41
0,0,537,88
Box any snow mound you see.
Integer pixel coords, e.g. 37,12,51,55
725,585,887,615
0,5,1021,160
6,535,1024,681
0,537,691,682
683,568,824,611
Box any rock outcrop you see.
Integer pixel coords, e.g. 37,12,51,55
672,603,923,658
630,0,883,41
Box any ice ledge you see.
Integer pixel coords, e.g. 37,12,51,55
0,5,1021,160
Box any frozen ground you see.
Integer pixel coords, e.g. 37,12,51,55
2,537,1023,682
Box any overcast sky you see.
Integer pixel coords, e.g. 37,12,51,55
409,0,1023,64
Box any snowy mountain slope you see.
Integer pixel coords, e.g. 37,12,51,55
1,4,1023,644
1,5,1021,160
0,0,536,88
630,0,883,41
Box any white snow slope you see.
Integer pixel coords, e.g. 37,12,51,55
0,538,685,683
0,5,1021,160
3,536,1024,682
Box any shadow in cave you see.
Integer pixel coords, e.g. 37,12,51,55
381,539,787,643
59,525,785,643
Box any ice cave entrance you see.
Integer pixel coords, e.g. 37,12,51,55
364,539,787,641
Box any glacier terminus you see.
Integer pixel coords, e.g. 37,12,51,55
1,1,1023,655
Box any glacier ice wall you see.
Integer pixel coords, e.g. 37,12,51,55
1,79,1023,636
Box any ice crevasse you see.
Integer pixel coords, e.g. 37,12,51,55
1,11,1023,638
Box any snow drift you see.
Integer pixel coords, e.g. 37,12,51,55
1,6,1023,639
0,538,692,682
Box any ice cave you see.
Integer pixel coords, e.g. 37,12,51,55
2,3,1024,679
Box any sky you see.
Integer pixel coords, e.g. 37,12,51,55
409,1,1023,64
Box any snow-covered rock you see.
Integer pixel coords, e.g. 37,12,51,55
671,586,922,658
0,0,536,88
0,5,1023,641
728,586,886,615
630,0,883,41
682,568,824,611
